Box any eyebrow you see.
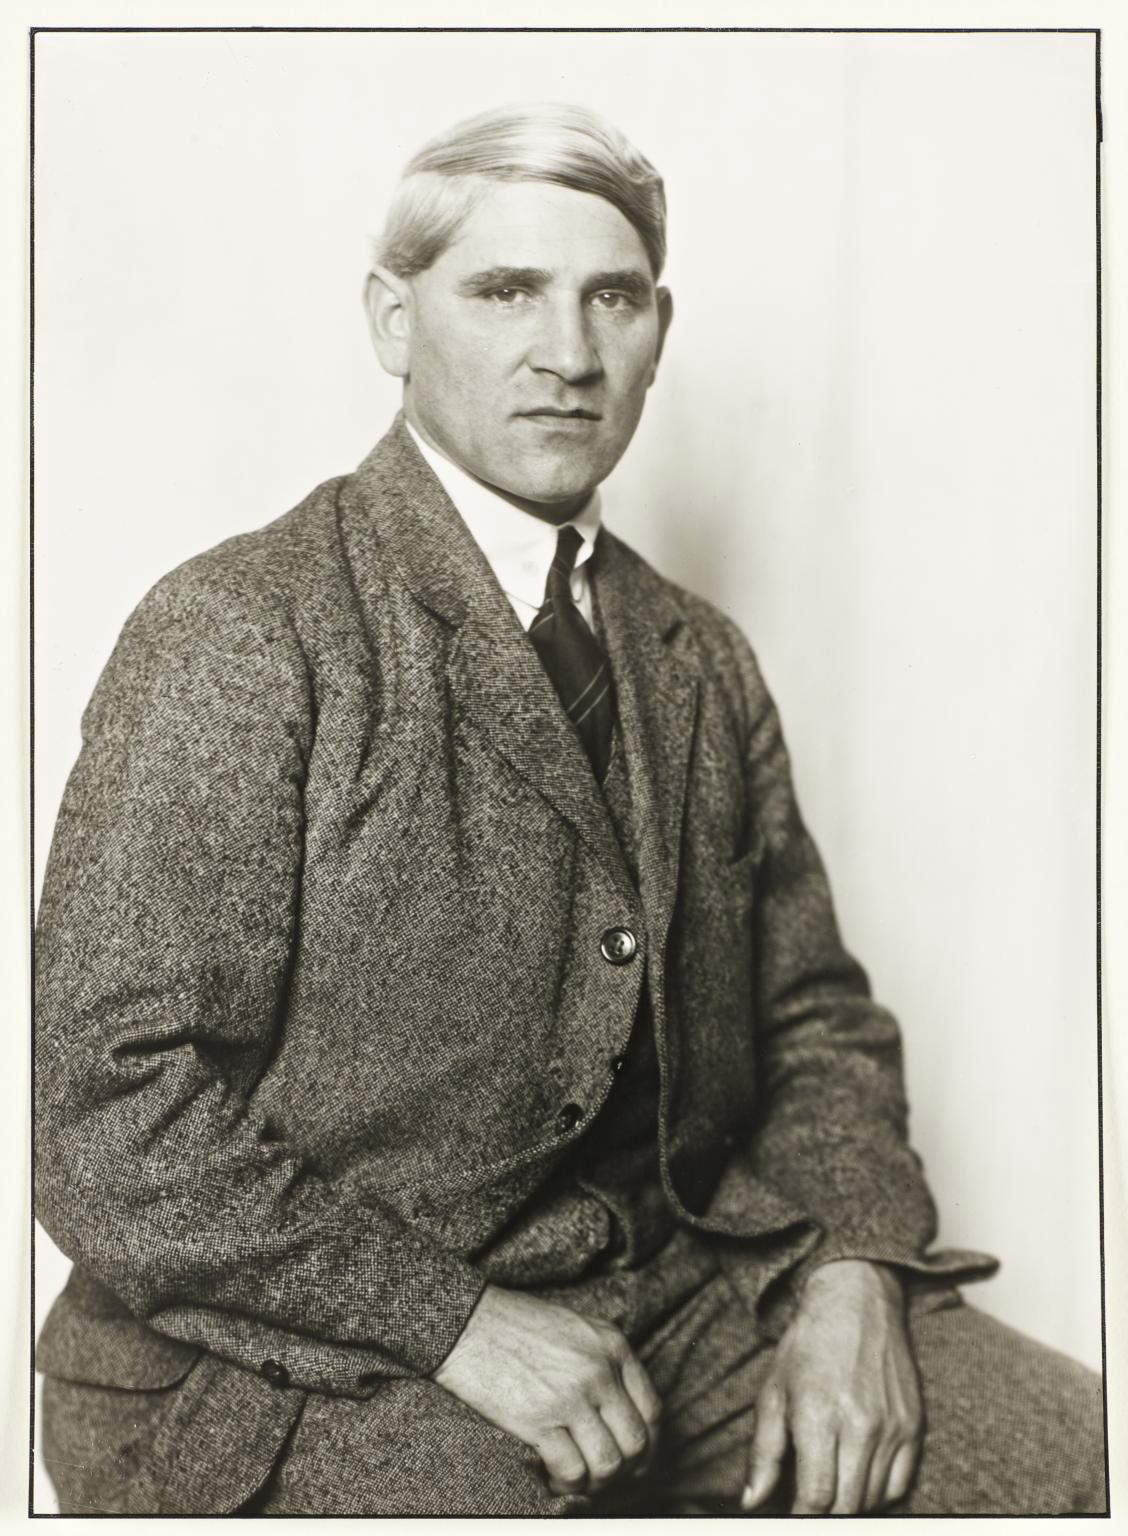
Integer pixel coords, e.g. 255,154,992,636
455,266,654,300
455,267,553,294
587,269,653,301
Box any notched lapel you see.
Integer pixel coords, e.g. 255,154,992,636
345,416,633,896
451,622,633,897
595,534,701,948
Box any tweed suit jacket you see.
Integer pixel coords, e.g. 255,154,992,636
35,415,994,1512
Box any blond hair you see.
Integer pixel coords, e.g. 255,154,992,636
374,103,666,279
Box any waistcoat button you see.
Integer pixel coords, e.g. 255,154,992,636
600,927,637,965
557,1102,583,1134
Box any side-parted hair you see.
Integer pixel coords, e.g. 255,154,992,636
374,103,667,280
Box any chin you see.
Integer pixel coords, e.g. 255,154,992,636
506,458,606,507
518,487,599,517
524,479,598,505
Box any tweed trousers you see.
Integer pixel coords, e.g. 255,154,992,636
42,1228,1105,1517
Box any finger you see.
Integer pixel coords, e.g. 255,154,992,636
832,1426,878,1515
741,1382,788,1510
535,1427,588,1497
862,1437,897,1511
596,1387,651,1469
885,1437,921,1507
570,1408,625,1491
620,1352,663,1438
791,1416,838,1515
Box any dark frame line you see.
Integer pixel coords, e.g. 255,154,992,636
25,24,1107,1518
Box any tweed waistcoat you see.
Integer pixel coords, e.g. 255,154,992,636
568,728,672,1268
471,724,671,1284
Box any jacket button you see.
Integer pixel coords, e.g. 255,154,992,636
557,1102,583,1134
610,1054,628,1074
600,927,637,965
261,1358,290,1388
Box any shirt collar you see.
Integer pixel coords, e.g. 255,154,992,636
406,420,603,612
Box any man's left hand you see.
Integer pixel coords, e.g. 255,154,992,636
740,1259,922,1515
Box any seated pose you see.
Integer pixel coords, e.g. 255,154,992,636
35,103,1105,1516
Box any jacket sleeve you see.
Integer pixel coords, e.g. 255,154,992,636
34,561,486,1396
728,627,997,1287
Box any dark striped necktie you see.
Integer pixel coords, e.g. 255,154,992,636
529,525,615,782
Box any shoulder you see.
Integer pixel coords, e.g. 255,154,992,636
86,474,356,741
133,473,352,640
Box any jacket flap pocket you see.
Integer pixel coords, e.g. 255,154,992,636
37,1286,202,1390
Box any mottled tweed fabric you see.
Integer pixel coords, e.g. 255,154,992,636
41,1231,1105,1516
37,415,1006,1513
188,1235,1105,1516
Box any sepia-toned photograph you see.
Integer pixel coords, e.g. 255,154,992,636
29,24,1106,1516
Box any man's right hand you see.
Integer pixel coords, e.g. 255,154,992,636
432,1283,662,1497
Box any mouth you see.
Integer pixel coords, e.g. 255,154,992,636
517,408,602,422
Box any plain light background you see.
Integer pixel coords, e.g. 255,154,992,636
31,27,1099,1511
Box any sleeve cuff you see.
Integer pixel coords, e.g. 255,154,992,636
794,1238,999,1301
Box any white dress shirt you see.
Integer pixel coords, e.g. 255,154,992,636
407,421,602,631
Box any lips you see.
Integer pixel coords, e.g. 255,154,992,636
518,408,602,421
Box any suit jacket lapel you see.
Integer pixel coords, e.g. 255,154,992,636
342,416,634,897
594,532,701,949
449,620,635,899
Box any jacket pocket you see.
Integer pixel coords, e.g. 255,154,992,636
39,1285,304,1514
715,828,766,893
699,827,765,930
36,1266,202,1389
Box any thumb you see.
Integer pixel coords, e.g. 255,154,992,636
741,1383,787,1511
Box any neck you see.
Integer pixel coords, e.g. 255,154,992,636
485,483,591,526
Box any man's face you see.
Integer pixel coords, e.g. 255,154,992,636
386,180,671,516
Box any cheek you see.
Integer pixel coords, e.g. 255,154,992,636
410,352,485,442
418,334,517,427
606,366,655,430
605,333,659,399
415,333,476,394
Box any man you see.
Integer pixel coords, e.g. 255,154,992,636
35,103,1104,1516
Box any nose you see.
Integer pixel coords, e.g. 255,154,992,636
527,295,602,384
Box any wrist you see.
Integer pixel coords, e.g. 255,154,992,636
802,1258,904,1308
432,1282,500,1383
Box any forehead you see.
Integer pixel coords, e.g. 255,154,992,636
435,180,651,277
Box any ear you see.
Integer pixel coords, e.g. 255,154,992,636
648,286,674,386
364,265,413,379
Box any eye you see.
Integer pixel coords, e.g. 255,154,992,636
590,290,636,311
485,287,531,306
